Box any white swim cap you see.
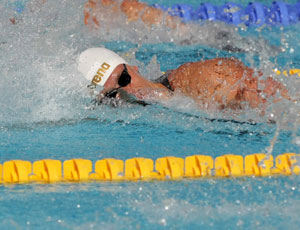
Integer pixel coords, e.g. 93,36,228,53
77,47,127,87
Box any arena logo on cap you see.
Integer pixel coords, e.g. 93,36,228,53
91,62,110,85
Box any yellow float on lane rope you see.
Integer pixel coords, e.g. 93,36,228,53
0,153,299,184
185,155,213,177
274,69,300,77
215,154,244,177
30,159,62,183
3,160,32,183
64,159,92,181
90,158,124,181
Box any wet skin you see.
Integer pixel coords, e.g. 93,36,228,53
85,0,289,111
84,0,183,29
98,58,289,111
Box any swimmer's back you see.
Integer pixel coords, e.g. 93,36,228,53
168,58,255,107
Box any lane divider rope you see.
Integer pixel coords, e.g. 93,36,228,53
0,153,299,184
153,1,300,26
7,1,300,27
274,69,300,77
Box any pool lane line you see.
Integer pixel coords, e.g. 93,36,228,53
274,69,300,77
0,153,299,183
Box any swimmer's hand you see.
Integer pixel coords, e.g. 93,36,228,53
90,88,150,108
89,96,123,108
90,89,123,107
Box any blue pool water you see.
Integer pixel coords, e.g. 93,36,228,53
1,0,300,229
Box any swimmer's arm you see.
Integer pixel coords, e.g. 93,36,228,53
257,76,295,105
136,87,173,102
241,76,293,112
120,0,183,29
84,0,184,29
94,85,172,107
84,0,120,26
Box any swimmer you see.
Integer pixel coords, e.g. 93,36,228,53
78,47,290,112
83,0,278,54
84,0,183,29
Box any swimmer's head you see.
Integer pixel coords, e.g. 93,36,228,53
77,47,127,87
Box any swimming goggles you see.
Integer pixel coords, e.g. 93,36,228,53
90,64,149,107
104,64,131,98
118,64,131,87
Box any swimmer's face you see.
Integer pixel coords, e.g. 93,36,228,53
103,64,124,90
104,64,139,89
100,64,140,99
99,64,169,102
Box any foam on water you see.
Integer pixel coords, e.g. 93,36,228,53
0,0,86,124
0,0,299,140
1,2,300,229
2,178,300,230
